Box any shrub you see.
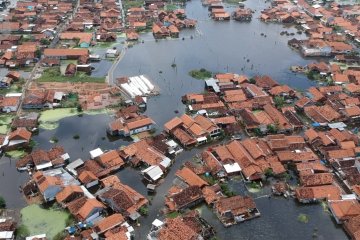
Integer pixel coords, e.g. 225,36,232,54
0,196,6,208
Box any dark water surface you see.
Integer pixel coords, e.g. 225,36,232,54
0,0,348,239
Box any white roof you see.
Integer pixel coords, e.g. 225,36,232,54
328,122,347,130
142,165,163,181
0,231,14,239
26,234,46,240
90,148,103,159
166,140,178,148
197,136,207,142
160,157,171,169
341,194,357,200
61,153,70,160
81,185,95,199
152,219,164,227
223,163,241,173
54,92,64,101
106,49,117,54
35,162,53,170
5,93,22,97
66,158,84,175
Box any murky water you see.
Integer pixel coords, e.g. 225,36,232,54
114,0,317,127
0,0,348,239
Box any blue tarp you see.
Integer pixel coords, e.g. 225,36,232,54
312,122,321,127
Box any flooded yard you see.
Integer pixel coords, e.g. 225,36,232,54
20,204,70,239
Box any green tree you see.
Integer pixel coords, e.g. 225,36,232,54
274,96,285,108
0,196,6,208
40,38,50,45
15,225,29,238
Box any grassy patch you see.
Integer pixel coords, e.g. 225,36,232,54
224,0,244,4
21,204,70,239
62,93,79,108
166,211,181,218
189,68,212,80
247,182,262,193
37,67,105,83
297,213,309,223
0,115,15,134
165,4,178,11
0,125,9,134
5,150,26,159
123,0,143,9
220,183,236,197
202,175,218,185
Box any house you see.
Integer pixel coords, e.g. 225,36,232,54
7,128,31,149
93,213,125,235
67,197,105,223
78,171,99,188
95,150,124,172
60,32,93,48
107,116,155,137
295,185,341,203
166,186,203,211
16,146,68,171
98,180,148,218
105,49,119,58
214,195,260,226
142,165,164,182
55,185,84,206
154,212,214,240
343,215,360,240
164,114,221,147
22,90,55,109
328,200,360,224
32,168,80,202
0,95,20,113
44,48,89,60
176,167,208,188
0,218,16,240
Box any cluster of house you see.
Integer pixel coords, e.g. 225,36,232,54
66,0,121,39
147,210,215,240
260,0,359,57
20,146,149,239
204,0,230,21
232,7,253,22
306,59,360,87
165,73,303,144
0,0,85,68
152,10,196,39
163,162,260,227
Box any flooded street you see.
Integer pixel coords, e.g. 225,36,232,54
0,0,349,239
114,0,317,126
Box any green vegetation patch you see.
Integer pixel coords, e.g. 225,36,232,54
5,150,26,159
189,68,212,80
0,115,15,134
39,108,79,130
37,67,105,83
247,182,261,193
123,0,143,9
220,183,236,197
166,211,181,219
0,196,6,208
20,204,70,239
297,213,309,223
